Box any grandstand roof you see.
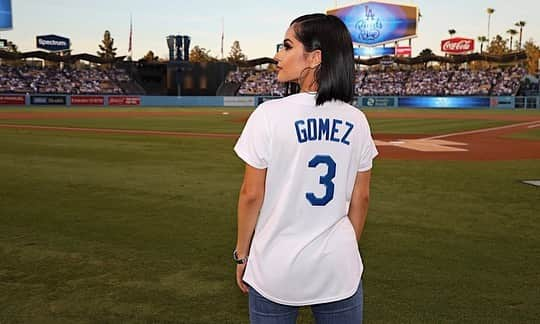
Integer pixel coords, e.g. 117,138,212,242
0,50,126,64
357,51,528,66
232,52,527,67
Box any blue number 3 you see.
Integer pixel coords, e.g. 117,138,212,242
306,155,336,206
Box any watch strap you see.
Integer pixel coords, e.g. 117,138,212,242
233,249,248,264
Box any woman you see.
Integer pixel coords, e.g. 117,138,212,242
233,13,378,324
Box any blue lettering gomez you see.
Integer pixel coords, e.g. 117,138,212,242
295,118,354,145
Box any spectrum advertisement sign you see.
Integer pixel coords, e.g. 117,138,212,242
0,0,12,29
36,34,70,52
327,1,418,47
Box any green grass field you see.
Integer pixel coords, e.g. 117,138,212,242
507,127,540,140
1,107,539,323
2,106,536,135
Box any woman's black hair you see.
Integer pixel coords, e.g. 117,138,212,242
291,13,354,106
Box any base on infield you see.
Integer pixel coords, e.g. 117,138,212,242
522,180,540,187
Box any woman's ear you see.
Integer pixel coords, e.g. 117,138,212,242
309,49,322,68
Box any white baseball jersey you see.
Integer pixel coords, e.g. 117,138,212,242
234,92,378,306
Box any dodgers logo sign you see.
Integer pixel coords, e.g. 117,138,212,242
356,5,383,42
36,34,71,52
328,1,418,47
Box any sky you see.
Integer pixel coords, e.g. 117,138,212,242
1,0,539,60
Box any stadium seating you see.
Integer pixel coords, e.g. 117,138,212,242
0,63,528,97
225,70,285,96
225,66,527,97
518,76,540,96
0,65,144,95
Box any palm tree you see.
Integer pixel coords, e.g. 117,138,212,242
419,48,434,57
448,29,456,37
97,30,117,60
506,29,518,51
487,8,495,41
477,36,489,53
515,21,526,49
6,40,18,53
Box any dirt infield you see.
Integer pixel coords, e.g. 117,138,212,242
0,110,538,161
363,111,540,122
375,120,540,160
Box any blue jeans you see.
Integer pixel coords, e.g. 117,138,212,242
248,281,363,324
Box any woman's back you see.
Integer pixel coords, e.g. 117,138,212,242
234,92,377,305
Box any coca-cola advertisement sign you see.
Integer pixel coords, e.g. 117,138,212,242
441,38,475,54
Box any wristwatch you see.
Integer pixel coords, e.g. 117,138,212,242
233,249,248,264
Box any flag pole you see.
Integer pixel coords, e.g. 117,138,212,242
128,13,133,60
221,17,224,60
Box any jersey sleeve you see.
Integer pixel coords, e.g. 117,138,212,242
234,105,271,169
357,116,378,172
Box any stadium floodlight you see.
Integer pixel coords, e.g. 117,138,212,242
0,0,13,30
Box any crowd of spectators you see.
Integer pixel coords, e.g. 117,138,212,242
357,66,526,96
226,66,527,97
1,64,528,97
519,76,540,96
226,70,285,96
0,65,132,94
490,66,527,96
405,69,453,96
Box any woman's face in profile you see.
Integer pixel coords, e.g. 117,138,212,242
274,25,313,84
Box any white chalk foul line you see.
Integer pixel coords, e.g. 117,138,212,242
0,124,238,138
423,120,540,140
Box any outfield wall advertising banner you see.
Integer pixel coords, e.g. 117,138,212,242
109,96,141,106
224,96,255,107
0,95,25,105
361,97,396,107
30,95,67,105
71,96,105,105
399,96,490,108
36,34,70,51
490,96,515,109
328,1,418,47
0,0,12,29
257,96,281,105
